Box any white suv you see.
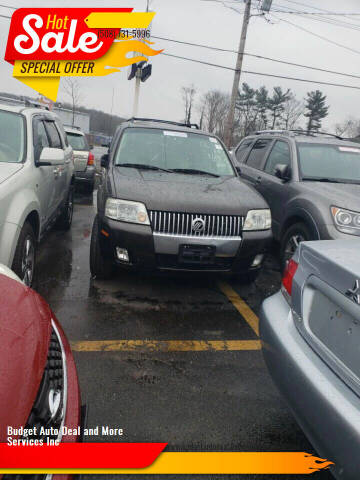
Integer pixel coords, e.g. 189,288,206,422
0,102,74,286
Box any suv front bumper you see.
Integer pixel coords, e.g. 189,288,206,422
99,217,272,273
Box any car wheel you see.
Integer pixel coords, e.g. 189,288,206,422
90,215,113,279
280,222,312,271
57,186,74,230
12,222,36,287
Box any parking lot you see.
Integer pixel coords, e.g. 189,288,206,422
27,149,333,480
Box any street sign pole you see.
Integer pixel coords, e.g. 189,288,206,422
131,0,151,116
132,71,141,116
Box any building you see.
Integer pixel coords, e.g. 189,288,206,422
53,106,90,134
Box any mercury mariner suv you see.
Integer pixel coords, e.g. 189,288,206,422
0,101,75,286
90,118,272,282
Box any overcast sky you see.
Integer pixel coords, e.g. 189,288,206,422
1,0,360,130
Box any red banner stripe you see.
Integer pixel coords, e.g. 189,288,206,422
0,443,167,469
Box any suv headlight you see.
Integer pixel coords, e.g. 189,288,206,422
105,198,150,225
331,206,360,235
243,209,271,231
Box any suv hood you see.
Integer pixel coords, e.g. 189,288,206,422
0,163,23,185
301,182,360,211
0,275,51,441
111,168,268,215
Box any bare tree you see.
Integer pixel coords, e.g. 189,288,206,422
63,78,83,126
181,84,196,124
199,90,229,139
281,93,304,130
335,117,360,138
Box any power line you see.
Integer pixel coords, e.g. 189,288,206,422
271,14,360,55
271,5,360,31
153,35,360,81
161,52,360,91
269,10,360,15
271,9,360,32
0,13,11,19
275,0,360,26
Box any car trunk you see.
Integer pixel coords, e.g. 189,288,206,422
73,150,89,172
293,241,360,398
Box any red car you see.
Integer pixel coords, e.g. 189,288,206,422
0,265,84,480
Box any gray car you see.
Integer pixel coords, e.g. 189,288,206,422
233,130,360,268
64,125,95,193
260,240,360,480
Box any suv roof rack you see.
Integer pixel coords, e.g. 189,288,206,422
0,96,50,110
253,129,344,140
24,99,49,110
289,129,344,140
254,129,290,136
127,117,200,129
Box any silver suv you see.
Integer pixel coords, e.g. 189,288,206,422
0,102,74,286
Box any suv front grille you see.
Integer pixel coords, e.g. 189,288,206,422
149,211,243,238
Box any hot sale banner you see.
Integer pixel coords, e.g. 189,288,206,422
4,8,163,101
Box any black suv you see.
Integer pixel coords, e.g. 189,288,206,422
233,129,360,268
90,118,272,281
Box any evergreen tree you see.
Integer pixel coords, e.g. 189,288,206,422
268,87,291,129
304,90,329,133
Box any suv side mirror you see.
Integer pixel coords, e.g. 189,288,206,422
89,145,94,150
38,147,65,166
101,153,109,168
274,163,291,182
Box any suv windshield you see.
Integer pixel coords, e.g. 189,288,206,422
66,132,89,151
114,128,234,176
298,143,360,183
0,110,25,163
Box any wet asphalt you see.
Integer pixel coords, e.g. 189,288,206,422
32,148,334,480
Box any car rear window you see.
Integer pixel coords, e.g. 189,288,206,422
0,110,25,163
114,128,234,176
66,132,89,151
298,143,360,182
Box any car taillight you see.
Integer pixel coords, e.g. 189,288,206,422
87,151,94,166
282,259,298,297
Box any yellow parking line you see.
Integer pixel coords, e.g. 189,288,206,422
71,339,261,352
217,281,259,336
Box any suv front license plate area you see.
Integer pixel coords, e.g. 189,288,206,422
179,245,216,265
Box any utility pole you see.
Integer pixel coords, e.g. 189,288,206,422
224,0,252,148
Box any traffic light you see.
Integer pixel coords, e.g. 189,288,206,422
141,64,152,82
128,62,152,82
128,63,137,81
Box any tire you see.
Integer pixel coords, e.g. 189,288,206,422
280,222,312,271
90,215,113,279
12,222,36,287
57,185,74,230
